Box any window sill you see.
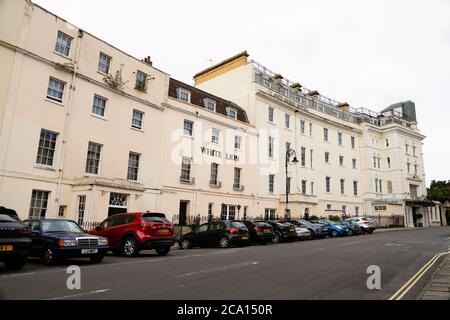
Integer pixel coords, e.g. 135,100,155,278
53,51,72,61
83,173,99,178
91,114,107,121
130,126,144,133
267,121,276,126
97,70,109,77
45,98,64,107
34,165,56,172
183,135,194,140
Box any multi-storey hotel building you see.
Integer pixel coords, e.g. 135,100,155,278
0,0,440,228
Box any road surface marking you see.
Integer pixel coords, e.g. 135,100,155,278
45,289,110,300
389,252,448,300
1,272,35,278
385,243,404,246
175,261,259,279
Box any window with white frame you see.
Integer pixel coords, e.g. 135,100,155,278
180,157,192,181
352,158,357,169
323,128,329,141
135,70,147,92
92,95,107,117
29,190,50,219
183,120,193,137
98,52,111,74
226,107,237,119
269,174,275,193
325,152,330,163
58,205,66,217
127,152,140,181
310,149,313,169
355,206,359,215
211,128,220,144
55,31,72,57
387,181,393,194
210,163,219,185
234,135,241,149
177,88,191,103
208,203,214,219
280,87,288,96
353,181,358,196
85,142,102,174
326,204,332,210
47,77,65,103
234,168,241,188
131,109,144,129
340,179,345,194
301,180,307,194
268,106,274,122
338,132,343,145
300,120,305,134
309,122,313,136
36,129,58,166
310,181,314,195
301,147,306,166
263,79,272,88
204,98,216,111
351,136,355,149
325,177,331,193
284,113,290,129
77,195,86,226
268,136,274,159
264,208,276,220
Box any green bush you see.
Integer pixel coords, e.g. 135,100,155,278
328,215,341,222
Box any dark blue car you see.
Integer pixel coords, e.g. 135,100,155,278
24,218,109,265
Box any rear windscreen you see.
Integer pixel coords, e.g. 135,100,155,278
230,221,245,228
142,214,169,223
255,222,269,227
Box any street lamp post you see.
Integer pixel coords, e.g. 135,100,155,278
285,148,299,219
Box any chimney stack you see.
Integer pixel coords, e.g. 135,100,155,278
143,56,153,66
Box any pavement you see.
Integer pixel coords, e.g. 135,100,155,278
0,227,449,300
418,250,450,300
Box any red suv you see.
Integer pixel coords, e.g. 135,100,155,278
89,212,175,257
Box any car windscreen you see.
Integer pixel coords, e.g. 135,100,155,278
142,213,169,223
42,220,84,233
0,214,20,223
230,221,246,228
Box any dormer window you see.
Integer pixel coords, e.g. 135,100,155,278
203,98,216,112
177,88,191,103
226,107,237,119
263,79,272,88
280,87,288,96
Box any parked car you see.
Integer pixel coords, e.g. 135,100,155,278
242,220,274,244
263,220,297,243
312,219,349,237
279,220,311,240
179,220,249,249
0,207,31,270
90,212,175,257
24,218,108,265
346,217,377,234
294,219,329,239
338,220,363,236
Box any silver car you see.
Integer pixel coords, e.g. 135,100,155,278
346,217,376,234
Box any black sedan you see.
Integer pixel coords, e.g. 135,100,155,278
262,220,297,243
0,207,31,270
179,220,249,249
24,218,109,265
284,219,328,239
242,220,274,244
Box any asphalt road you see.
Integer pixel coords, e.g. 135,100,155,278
1,227,449,300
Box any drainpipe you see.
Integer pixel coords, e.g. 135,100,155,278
55,29,83,203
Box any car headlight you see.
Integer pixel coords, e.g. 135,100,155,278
58,239,77,247
98,238,108,246
335,226,342,230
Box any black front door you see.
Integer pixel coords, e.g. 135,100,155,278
179,201,188,226
108,207,126,216
412,207,418,227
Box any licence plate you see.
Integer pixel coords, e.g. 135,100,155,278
264,229,271,233
158,228,169,234
241,236,248,240
0,245,13,251
289,228,295,232
81,249,98,254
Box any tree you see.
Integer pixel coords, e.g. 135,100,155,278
427,180,450,203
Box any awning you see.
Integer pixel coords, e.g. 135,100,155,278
406,197,435,207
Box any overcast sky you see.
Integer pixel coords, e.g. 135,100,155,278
33,0,450,185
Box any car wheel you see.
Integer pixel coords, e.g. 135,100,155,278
180,239,191,250
272,232,281,244
3,258,27,270
219,237,230,248
331,230,338,238
90,254,105,263
43,246,57,265
122,236,139,257
367,229,374,234
155,247,171,256
348,230,354,236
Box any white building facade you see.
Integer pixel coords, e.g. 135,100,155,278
0,0,437,228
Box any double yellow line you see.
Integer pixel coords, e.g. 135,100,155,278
389,252,448,300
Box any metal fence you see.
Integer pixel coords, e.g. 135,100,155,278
80,221,100,231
